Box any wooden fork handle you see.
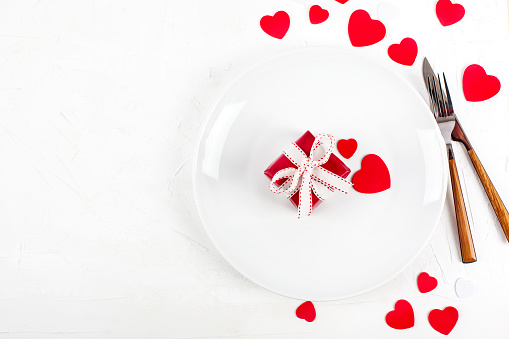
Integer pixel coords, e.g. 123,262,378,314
468,149,509,242
448,148,477,263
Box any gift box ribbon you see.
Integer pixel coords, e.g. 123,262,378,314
270,133,352,218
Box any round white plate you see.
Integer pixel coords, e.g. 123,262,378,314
193,48,448,301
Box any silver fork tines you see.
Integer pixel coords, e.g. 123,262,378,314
427,73,453,119
442,73,454,115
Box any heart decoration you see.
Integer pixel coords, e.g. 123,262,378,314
309,5,329,24
436,0,465,26
463,64,501,102
417,272,438,293
337,138,358,159
335,0,349,4
385,300,415,330
296,301,316,322
388,38,418,66
428,307,459,335
455,278,477,298
348,10,386,47
260,11,290,39
352,154,391,194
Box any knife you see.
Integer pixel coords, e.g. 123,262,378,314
423,58,476,263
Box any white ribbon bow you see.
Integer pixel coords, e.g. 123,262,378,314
270,133,352,218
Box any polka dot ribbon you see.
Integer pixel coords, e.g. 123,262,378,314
270,133,352,218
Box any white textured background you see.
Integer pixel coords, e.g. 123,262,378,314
1,0,508,338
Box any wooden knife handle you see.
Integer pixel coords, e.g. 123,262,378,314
468,149,509,242
448,155,477,263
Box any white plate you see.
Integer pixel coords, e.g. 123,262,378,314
193,48,448,301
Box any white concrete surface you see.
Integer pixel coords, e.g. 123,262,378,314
1,0,508,337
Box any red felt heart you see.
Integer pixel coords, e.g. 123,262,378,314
417,272,438,293
388,38,418,66
335,0,349,3
463,64,501,102
352,154,391,194
296,301,316,322
309,5,329,24
436,0,465,26
337,138,358,159
348,10,386,47
428,307,459,335
260,11,290,39
385,300,414,330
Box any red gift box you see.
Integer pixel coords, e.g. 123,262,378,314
264,131,351,210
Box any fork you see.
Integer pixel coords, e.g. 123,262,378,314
443,78,509,243
426,72,477,263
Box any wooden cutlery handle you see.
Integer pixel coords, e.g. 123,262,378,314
468,149,509,242
448,156,477,263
